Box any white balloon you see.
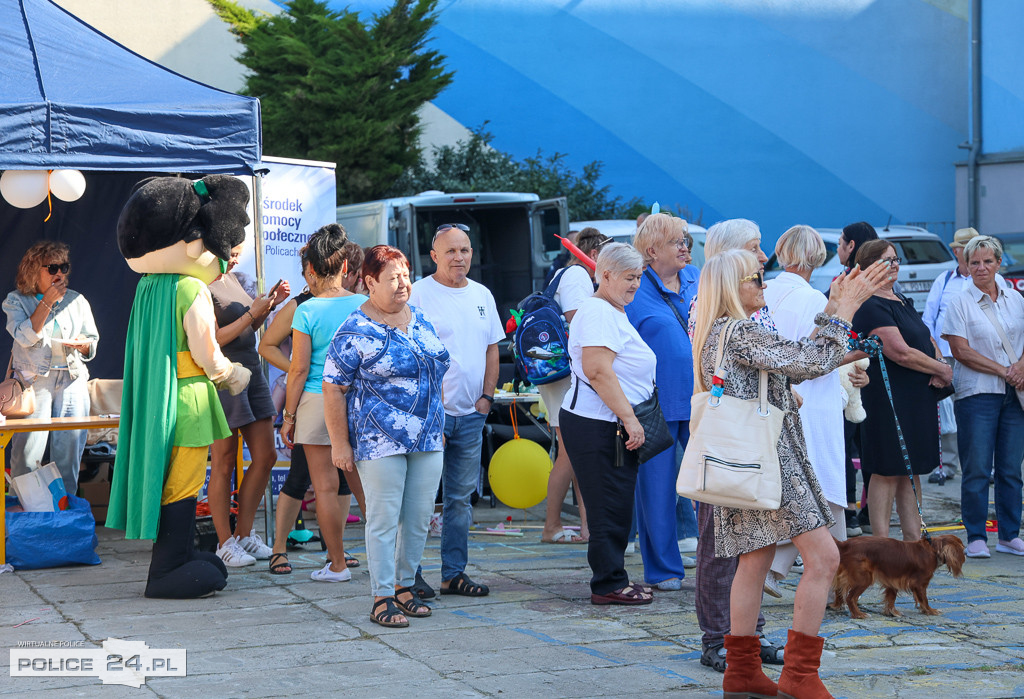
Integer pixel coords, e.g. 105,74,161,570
48,169,87,202
0,170,49,209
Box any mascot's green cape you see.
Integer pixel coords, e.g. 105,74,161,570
106,274,177,540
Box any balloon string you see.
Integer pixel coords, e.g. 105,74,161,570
509,401,519,440
43,170,52,222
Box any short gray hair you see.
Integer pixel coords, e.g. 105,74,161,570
964,235,1003,263
776,225,827,272
596,242,642,278
705,218,761,259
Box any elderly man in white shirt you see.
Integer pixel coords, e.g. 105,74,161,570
923,227,978,482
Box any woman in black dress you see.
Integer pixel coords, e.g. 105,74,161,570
851,239,953,540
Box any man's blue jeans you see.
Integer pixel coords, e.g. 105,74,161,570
440,411,488,581
955,387,1024,543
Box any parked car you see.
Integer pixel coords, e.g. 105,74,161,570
570,219,709,267
994,232,1024,295
764,225,955,312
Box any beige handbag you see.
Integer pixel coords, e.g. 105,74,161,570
0,356,36,418
677,320,784,510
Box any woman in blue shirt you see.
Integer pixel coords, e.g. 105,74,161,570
280,224,367,583
323,245,449,628
626,214,700,591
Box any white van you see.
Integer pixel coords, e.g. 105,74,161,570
571,219,709,267
337,191,567,319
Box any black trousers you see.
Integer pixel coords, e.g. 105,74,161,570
559,408,639,595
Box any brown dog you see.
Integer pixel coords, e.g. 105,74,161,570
830,534,965,619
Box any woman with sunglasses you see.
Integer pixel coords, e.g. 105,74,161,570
851,239,953,541
692,249,886,699
4,241,99,495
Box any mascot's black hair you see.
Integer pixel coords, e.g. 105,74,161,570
116,175,250,261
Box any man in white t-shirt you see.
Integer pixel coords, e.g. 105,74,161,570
409,223,505,598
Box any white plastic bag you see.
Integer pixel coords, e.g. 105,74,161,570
7,461,68,512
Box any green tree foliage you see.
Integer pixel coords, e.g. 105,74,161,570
208,0,453,203
390,125,642,221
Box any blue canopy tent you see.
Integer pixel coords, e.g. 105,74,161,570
0,0,263,380
0,0,261,173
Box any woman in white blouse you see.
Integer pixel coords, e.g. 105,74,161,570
942,235,1024,559
762,226,868,595
559,243,655,605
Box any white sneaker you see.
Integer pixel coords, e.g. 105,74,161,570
763,572,783,599
239,529,272,560
995,538,1024,556
682,555,696,569
966,540,991,558
791,556,804,573
677,537,698,554
216,536,257,567
310,562,351,582
625,542,636,555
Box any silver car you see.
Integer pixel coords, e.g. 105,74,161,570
764,225,955,313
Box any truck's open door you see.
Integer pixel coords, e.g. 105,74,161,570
394,203,420,280
530,197,568,290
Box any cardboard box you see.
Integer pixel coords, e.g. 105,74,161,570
77,463,111,524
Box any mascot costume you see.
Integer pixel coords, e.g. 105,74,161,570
107,176,252,599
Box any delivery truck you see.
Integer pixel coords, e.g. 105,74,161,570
336,191,567,321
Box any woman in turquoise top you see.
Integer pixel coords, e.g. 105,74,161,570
4,241,99,496
281,224,367,582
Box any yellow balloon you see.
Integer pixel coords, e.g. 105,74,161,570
488,438,552,509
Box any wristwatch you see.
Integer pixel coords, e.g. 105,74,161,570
480,394,494,405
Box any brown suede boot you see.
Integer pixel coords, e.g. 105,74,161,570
777,629,833,699
722,634,779,699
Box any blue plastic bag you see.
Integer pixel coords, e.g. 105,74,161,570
5,495,101,569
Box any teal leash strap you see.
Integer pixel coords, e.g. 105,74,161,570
849,334,930,540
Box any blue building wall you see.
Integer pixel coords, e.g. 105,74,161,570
980,0,1024,154
334,0,968,246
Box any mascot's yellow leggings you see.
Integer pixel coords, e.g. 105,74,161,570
162,446,209,505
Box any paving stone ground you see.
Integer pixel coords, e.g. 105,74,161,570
3,478,1024,698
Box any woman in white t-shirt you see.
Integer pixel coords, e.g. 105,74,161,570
559,243,656,605
538,227,609,545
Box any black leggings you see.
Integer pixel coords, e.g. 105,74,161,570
279,444,351,499
559,408,638,595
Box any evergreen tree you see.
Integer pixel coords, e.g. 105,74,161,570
209,0,453,203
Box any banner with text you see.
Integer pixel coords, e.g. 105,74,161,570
237,157,336,462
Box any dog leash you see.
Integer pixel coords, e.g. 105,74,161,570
848,334,931,540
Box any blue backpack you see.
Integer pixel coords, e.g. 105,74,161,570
512,268,571,386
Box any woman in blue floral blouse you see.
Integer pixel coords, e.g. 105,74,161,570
323,245,450,628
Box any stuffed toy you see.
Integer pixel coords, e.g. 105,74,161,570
107,175,252,599
839,358,870,423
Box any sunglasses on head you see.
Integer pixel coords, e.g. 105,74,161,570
436,223,470,233
740,271,764,287
45,263,70,275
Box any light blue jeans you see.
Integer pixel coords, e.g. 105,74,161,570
357,451,444,597
440,411,488,581
11,369,90,496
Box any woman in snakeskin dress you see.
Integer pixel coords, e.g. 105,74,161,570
691,248,888,699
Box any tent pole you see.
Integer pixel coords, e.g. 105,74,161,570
250,171,276,545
